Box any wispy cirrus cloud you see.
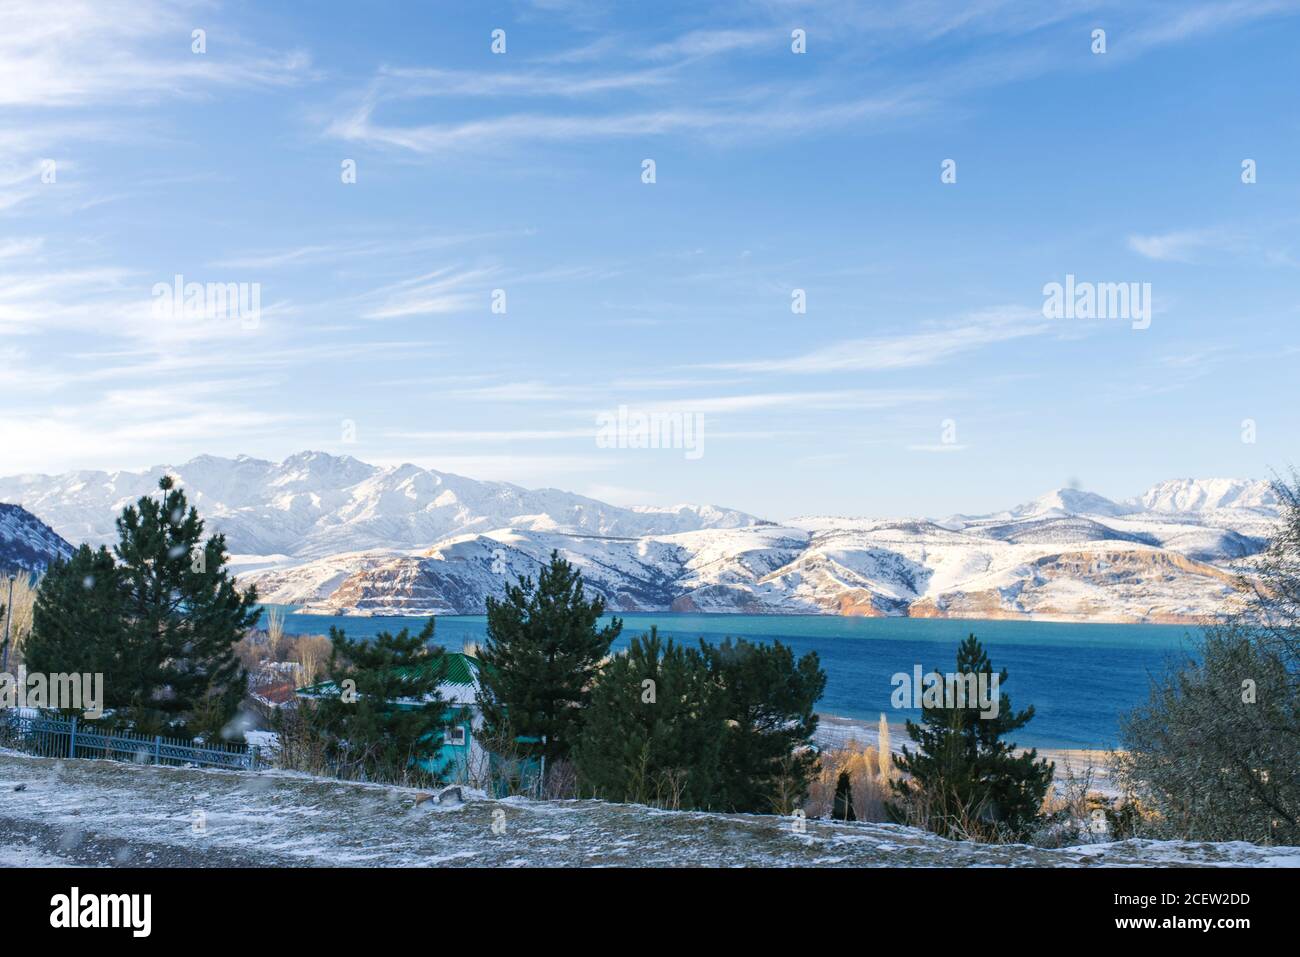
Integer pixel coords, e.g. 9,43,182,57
0,382,304,474
370,64,678,98
325,1,1300,157
633,389,946,415
0,0,312,108
209,230,532,270
357,265,497,320
703,308,1045,375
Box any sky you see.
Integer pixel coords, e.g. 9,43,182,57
1,0,1298,521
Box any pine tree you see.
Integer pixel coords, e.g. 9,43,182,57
833,769,857,821
703,637,827,813
476,550,621,766
311,618,451,784
887,634,1053,841
25,546,130,714
575,627,721,808
114,476,259,735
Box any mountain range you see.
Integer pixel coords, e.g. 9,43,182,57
0,503,74,575
0,453,1281,624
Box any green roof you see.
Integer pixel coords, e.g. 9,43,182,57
296,651,479,700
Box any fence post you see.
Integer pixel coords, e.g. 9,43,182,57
154,735,162,765
69,716,77,759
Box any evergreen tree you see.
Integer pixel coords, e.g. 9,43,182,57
476,550,621,766
575,627,722,808
833,769,856,821
112,476,259,737
311,618,451,785
704,637,826,813
887,634,1053,841
25,545,131,714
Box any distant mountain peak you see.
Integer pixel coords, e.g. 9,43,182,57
0,458,1283,625
1138,478,1277,512
0,452,759,558
1010,487,1132,519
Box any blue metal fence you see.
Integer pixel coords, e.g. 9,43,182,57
0,711,259,771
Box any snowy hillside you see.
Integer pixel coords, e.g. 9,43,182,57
0,451,757,558
0,455,1282,624
1139,478,1279,513
0,503,73,574
247,481,1278,623
2,751,1294,867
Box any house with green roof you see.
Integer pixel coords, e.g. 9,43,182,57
296,651,537,790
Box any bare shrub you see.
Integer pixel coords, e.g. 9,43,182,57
1,571,39,667
805,739,891,822
272,700,331,777
1034,754,1139,847
1115,475,1300,845
234,632,268,672
887,784,1023,844
471,717,541,799
293,633,332,685
542,759,579,800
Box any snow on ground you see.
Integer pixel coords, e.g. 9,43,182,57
1,750,1292,868
0,840,80,867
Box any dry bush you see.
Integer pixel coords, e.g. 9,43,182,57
805,738,893,822
471,718,543,798
234,632,269,672
292,633,332,685
542,759,579,800
271,700,337,777
1035,756,1111,847
236,625,332,687
766,749,814,815
1,572,39,667
886,784,1024,843
1033,751,1158,847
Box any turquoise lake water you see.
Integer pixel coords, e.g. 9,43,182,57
269,608,1204,750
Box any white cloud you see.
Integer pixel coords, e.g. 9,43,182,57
597,389,946,415
1127,229,1229,263
383,428,595,443
358,266,496,320
704,308,1045,375
0,0,311,108
324,1,1300,157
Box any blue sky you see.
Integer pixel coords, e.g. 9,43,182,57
2,0,1298,520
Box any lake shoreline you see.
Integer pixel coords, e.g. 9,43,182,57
265,606,1195,750
277,603,1203,627
815,713,1121,797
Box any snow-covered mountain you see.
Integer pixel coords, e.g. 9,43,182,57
0,455,1282,624
0,452,758,559
1138,478,1279,513
0,503,74,574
